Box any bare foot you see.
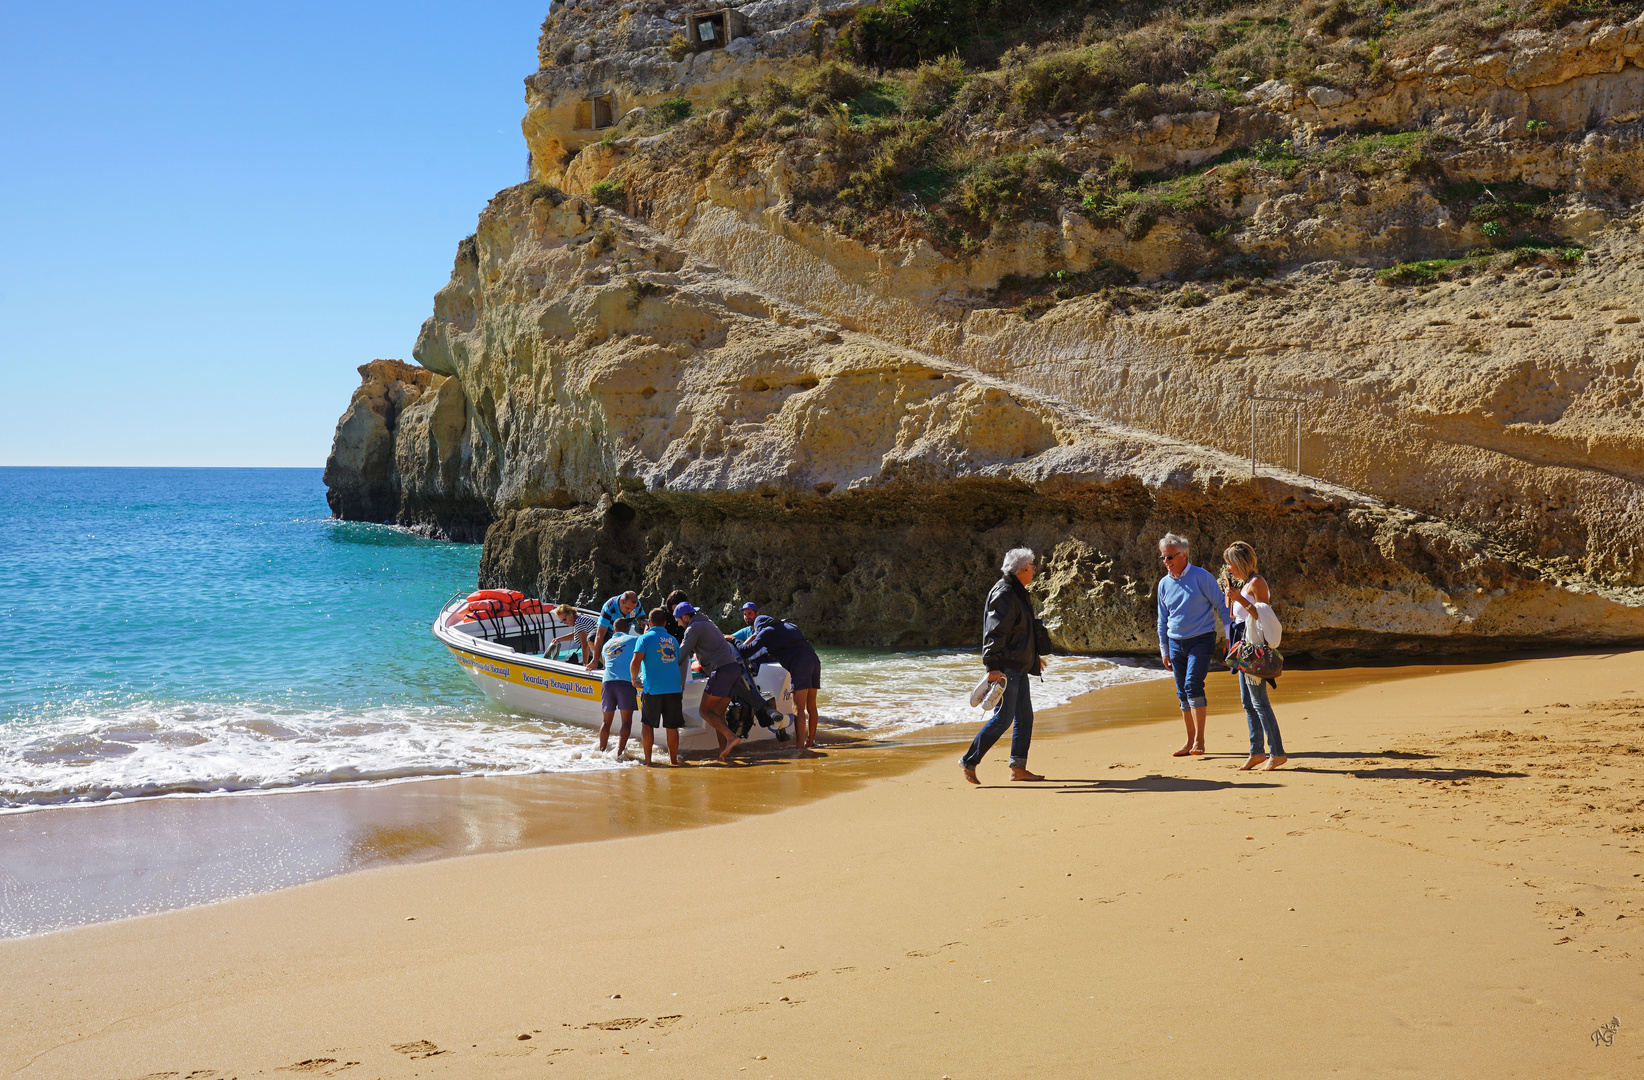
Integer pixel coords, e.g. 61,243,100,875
1010,768,1045,781
1188,748,1206,756
670,758,688,767
962,765,979,785
1260,755,1288,771
1239,754,1268,771
718,736,742,761
1172,744,1193,757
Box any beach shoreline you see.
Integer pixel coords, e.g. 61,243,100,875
1,657,1455,941
6,650,1644,1078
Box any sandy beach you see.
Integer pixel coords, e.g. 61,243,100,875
4,651,1644,1078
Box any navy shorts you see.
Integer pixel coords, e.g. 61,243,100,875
786,652,821,692
641,691,684,729
601,680,637,713
704,662,743,698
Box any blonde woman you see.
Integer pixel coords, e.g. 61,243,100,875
549,603,592,663
1223,542,1286,771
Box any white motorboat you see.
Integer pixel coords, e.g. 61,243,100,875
433,593,794,751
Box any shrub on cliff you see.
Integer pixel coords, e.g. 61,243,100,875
654,96,691,126
955,150,1072,228
589,178,625,209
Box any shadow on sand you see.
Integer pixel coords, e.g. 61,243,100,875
981,775,1282,793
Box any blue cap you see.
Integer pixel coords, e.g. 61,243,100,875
672,601,697,619
741,602,759,611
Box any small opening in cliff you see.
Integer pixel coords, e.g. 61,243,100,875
577,93,616,130
641,386,657,399
605,502,637,529
687,7,743,49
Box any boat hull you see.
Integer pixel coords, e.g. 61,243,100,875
435,602,794,752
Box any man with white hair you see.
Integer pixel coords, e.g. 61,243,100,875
961,547,1051,784
1156,532,1230,757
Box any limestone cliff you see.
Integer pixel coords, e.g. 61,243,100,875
326,1,1644,658
323,359,491,540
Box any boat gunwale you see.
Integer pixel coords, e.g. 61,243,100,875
431,597,605,679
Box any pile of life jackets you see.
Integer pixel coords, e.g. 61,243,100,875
456,590,550,623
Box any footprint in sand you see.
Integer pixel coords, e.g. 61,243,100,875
907,942,965,958
651,1015,683,1028
583,1017,648,1030
391,1041,448,1060
280,1062,359,1076
786,970,818,980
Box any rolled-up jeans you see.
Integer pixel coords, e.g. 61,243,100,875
1240,676,1284,756
961,669,1033,769
1168,632,1217,710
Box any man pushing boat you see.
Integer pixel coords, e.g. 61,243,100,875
673,601,744,760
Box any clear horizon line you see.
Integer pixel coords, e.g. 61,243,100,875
0,464,326,470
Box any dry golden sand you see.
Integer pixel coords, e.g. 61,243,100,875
4,653,1644,1078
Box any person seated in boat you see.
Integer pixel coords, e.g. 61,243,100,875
673,602,743,761
737,614,822,750
630,607,687,767
547,603,593,663
588,590,641,672
598,617,641,757
731,602,759,645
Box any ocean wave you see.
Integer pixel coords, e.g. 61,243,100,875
0,700,629,812
1,653,1167,812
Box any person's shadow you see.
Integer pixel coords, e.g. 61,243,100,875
986,775,1282,792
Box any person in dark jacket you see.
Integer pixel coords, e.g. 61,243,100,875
660,590,691,642
962,547,1051,784
739,614,823,749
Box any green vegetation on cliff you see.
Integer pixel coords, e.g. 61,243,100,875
592,0,1632,294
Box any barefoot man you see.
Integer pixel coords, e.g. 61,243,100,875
597,616,642,757
673,601,743,761
631,608,687,766
961,547,1051,785
1156,532,1230,757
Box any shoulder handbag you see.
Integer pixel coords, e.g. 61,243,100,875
1226,639,1284,681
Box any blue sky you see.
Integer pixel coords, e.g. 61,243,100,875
0,1,547,466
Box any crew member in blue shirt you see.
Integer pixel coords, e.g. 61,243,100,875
731,602,759,645
588,590,640,671
1156,532,1230,758
630,607,687,766
598,616,643,757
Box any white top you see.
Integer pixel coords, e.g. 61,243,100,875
1234,580,1282,685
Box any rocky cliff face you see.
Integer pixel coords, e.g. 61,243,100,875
325,2,1644,658
322,359,491,540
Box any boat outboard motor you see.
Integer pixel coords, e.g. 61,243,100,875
726,671,787,740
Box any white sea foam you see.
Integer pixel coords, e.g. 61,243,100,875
0,701,626,812
814,649,1168,737
1,652,1167,812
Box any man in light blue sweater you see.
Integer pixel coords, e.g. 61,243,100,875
1156,532,1230,757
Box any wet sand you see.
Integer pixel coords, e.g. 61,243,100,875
2,663,1420,938
4,652,1643,1078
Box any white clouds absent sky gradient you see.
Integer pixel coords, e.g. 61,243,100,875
0,1,548,466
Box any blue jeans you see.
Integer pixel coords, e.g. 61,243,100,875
961,670,1033,769
1240,676,1284,756
1168,632,1216,710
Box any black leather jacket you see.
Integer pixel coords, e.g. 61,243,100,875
982,574,1051,675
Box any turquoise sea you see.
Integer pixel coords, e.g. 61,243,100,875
0,468,1164,813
